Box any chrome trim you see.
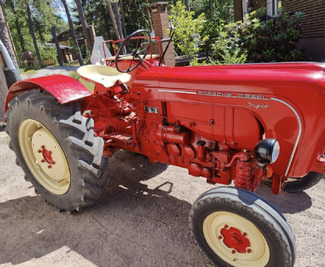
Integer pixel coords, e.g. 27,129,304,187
271,98,302,176
158,89,197,95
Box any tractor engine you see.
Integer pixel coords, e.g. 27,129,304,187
84,86,273,193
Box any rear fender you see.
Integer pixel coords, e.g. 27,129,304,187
3,75,92,120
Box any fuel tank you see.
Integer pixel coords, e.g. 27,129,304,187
132,62,325,177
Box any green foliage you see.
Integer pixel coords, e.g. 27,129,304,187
210,36,247,65
38,44,58,63
191,0,234,38
211,8,306,64
169,1,208,60
5,0,67,68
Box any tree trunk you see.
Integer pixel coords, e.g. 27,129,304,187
0,2,19,69
209,0,213,18
107,1,120,40
7,0,26,53
26,3,42,67
0,43,9,121
145,0,154,32
185,0,190,11
112,2,123,39
0,63,8,121
52,25,64,66
119,0,126,37
75,0,93,52
61,0,84,66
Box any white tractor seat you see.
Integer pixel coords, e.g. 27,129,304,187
106,54,160,61
77,65,131,88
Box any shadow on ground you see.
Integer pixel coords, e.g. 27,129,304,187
0,151,212,266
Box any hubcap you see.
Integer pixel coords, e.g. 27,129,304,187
18,119,70,195
203,211,270,267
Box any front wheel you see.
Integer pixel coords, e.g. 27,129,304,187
5,90,110,212
189,187,296,267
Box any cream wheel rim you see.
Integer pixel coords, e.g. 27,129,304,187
203,211,270,267
18,119,70,195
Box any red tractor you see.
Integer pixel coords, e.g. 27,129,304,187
3,30,325,267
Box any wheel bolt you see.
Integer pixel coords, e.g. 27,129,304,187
41,160,45,163
38,150,42,153
52,161,56,165
218,235,222,240
41,145,45,149
247,249,252,253
48,165,52,169
224,225,229,229
243,232,247,237
232,250,236,254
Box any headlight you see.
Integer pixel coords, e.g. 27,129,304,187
254,139,280,164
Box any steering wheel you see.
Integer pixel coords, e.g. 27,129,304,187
115,29,151,73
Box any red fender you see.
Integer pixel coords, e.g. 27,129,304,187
3,75,92,120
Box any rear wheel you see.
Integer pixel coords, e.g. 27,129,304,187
5,90,110,212
283,172,323,193
189,187,296,267
263,172,323,193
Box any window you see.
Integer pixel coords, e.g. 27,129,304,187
267,0,281,16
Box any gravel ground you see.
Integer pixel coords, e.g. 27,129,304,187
20,66,78,79
0,67,324,267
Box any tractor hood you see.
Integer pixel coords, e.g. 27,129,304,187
132,62,325,177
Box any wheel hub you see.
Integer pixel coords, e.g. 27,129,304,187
203,211,270,267
18,119,70,195
31,128,68,180
220,226,251,253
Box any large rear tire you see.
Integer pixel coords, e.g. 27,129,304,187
283,172,323,193
263,172,323,193
189,187,296,267
5,90,110,212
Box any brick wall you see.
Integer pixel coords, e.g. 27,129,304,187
282,0,325,39
150,2,175,66
234,0,325,38
233,0,325,60
234,0,243,21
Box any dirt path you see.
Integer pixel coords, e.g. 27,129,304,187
1,67,324,266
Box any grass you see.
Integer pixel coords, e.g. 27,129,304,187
69,71,95,92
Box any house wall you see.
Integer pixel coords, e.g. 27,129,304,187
282,0,325,61
233,0,325,61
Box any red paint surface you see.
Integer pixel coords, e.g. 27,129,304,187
4,61,325,194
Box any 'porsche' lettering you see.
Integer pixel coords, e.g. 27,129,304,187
198,91,268,100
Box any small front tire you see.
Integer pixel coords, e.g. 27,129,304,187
189,187,296,267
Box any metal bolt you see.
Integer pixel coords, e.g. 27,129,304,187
41,145,45,149
224,225,229,229
48,165,52,169
218,236,222,240
38,150,42,153
41,160,45,163
52,161,56,165
243,233,247,237
232,250,236,254
247,249,252,253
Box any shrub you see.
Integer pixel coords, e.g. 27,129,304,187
211,8,306,64
169,1,208,61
